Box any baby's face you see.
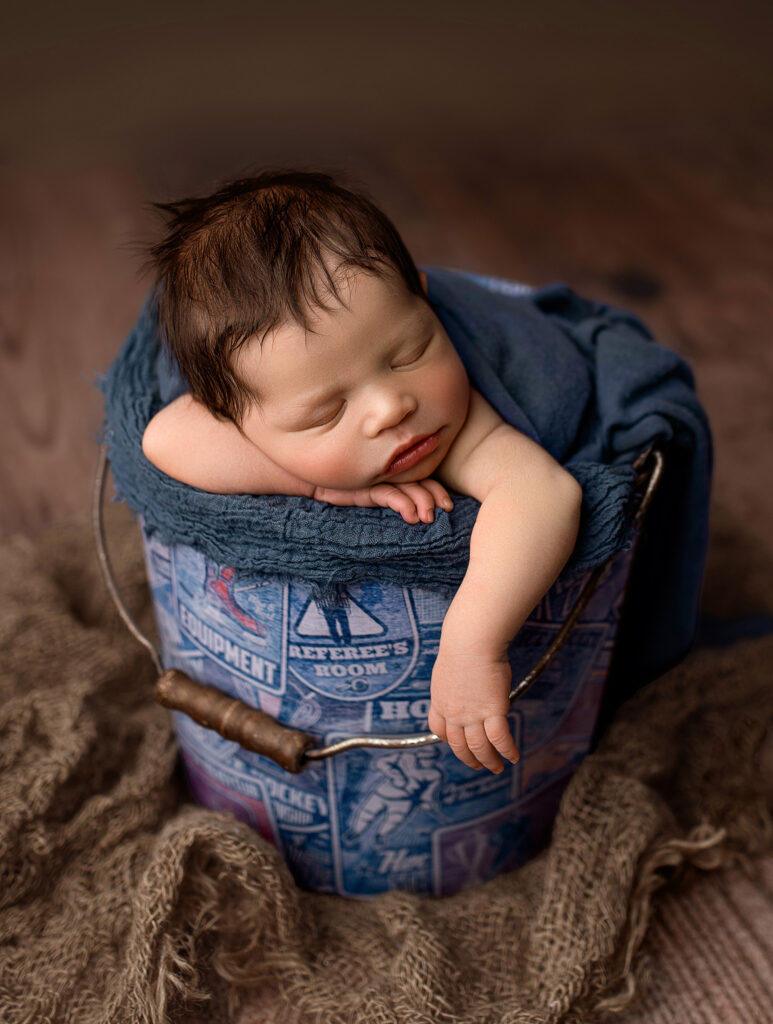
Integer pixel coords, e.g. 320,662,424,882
235,269,470,490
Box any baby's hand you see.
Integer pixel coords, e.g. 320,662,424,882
368,479,454,523
313,479,453,524
427,640,519,773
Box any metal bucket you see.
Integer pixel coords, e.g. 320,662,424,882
140,529,634,896
95,448,661,897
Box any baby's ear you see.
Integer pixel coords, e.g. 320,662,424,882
418,269,428,294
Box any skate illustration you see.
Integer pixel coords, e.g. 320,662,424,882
207,565,268,636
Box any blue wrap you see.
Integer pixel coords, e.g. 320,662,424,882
101,268,712,694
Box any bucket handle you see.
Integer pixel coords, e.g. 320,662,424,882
93,445,663,773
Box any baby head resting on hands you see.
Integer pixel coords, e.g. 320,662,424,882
146,170,470,493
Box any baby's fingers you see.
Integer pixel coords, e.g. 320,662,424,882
368,484,420,523
427,705,447,742
484,715,520,765
418,478,454,515
463,722,504,774
445,723,484,771
395,482,438,524
395,480,453,524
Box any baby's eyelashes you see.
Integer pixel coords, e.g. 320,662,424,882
308,402,346,428
391,334,433,368
282,400,347,431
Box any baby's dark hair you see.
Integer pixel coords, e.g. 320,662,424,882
147,170,425,423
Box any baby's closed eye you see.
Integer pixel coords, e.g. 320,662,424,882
285,402,346,431
391,333,433,369
304,402,346,429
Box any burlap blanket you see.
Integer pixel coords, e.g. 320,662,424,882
1,504,772,1024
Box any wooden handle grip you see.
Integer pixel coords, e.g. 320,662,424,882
156,669,315,774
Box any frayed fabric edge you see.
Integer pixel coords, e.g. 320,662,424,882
593,823,733,1016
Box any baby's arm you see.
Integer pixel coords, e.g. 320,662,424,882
432,390,582,773
142,395,451,523
142,394,316,497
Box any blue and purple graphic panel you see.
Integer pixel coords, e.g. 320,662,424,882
143,527,633,896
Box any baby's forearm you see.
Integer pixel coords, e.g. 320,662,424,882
441,470,582,656
142,396,318,497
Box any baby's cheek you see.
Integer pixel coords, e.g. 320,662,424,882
433,361,470,422
298,443,362,489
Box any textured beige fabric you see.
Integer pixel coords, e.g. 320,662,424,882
619,852,773,1023
1,508,772,1024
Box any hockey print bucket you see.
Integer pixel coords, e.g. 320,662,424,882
139,517,641,897
94,441,663,898
98,264,704,897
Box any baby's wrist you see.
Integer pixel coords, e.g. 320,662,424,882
439,613,509,661
440,582,521,659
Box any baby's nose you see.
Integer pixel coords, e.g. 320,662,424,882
364,386,417,436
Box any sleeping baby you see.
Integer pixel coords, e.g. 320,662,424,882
141,170,583,775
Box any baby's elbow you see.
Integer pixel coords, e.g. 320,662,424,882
142,414,178,478
556,469,583,533
565,470,583,511
141,417,163,470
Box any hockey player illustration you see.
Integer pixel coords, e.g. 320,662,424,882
206,564,267,637
295,590,387,646
344,749,443,842
318,598,352,645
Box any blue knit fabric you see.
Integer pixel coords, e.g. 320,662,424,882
100,267,712,689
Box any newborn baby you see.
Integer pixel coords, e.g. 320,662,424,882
142,170,582,774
